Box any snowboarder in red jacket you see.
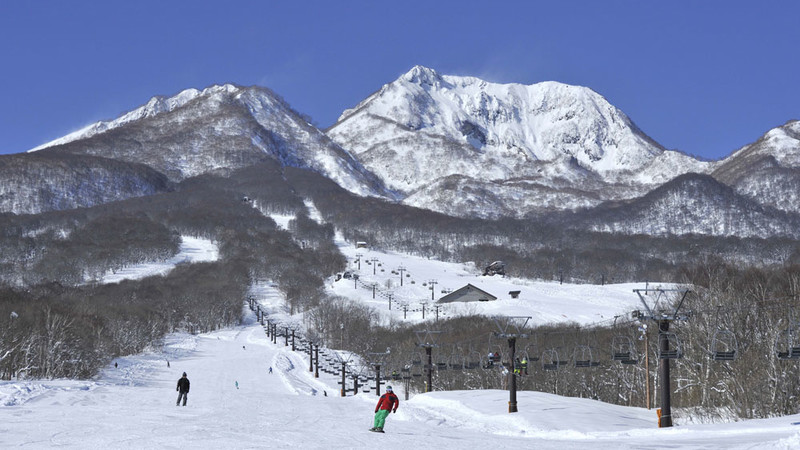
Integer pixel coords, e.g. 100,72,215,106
370,385,399,432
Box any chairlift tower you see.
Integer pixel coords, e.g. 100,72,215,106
415,330,442,392
493,316,531,413
427,279,438,301
368,348,391,396
370,257,379,275
334,351,355,397
633,288,691,428
397,265,407,286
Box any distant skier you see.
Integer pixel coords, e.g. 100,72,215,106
235,381,239,389
176,372,190,406
269,367,273,374
370,385,399,433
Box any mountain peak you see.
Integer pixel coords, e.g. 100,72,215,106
402,65,443,86
29,84,248,152
328,66,675,194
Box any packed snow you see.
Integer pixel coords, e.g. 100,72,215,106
3,293,800,449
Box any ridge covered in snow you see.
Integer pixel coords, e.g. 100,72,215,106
327,65,714,217
27,84,391,199
29,85,238,152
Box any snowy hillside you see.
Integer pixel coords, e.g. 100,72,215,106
711,120,800,215
264,201,655,326
28,86,224,152
3,299,800,449
325,236,654,327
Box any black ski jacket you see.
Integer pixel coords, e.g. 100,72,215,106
177,377,190,393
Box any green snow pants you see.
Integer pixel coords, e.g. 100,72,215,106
373,409,390,429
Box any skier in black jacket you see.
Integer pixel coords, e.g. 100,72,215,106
176,372,190,406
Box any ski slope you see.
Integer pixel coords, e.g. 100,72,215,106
275,203,666,328
89,236,219,284
2,293,799,449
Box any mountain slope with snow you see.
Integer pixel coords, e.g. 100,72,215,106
573,173,800,238
712,120,800,214
327,66,713,217
32,84,391,199
0,151,172,214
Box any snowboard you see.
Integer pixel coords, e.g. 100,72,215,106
368,428,385,433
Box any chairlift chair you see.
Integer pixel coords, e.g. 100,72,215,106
611,335,634,360
466,351,482,370
523,345,539,362
775,328,800,360
410,359,423,377
542,348,560,371
573,345,600,368
710,329,738,361
484,339,504,368
657,332,683,359
449,350,465,370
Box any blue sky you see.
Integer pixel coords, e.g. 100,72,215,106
1,1,797,160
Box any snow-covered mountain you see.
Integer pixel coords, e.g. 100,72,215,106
11,69,800,239
572,173,800,238
31,84,392,199
327,66,712,217
711,120,800,215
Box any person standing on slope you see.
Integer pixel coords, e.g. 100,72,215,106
176,372,190,406
370,385,399,432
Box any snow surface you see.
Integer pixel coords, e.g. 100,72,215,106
3,294,800,449
87,236,219,284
